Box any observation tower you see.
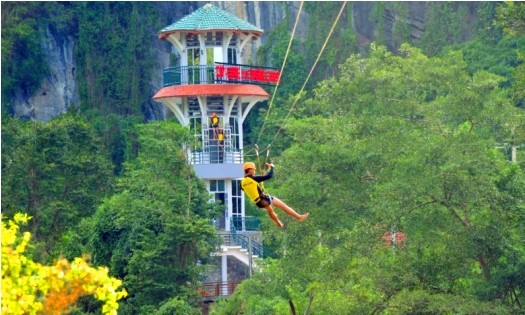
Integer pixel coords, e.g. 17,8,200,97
153,3,279,296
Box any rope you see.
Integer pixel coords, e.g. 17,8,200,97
245,1,346,162
268,1,348,146
256,1,304,144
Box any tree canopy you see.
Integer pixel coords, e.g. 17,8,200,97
210,43,525,315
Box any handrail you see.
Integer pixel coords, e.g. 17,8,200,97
190,148,243,165
163,63,280,87
231,216,261,231
199,281,240,298
229,217,264,258
218,232,264,258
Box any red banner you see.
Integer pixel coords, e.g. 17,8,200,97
215,65,280,85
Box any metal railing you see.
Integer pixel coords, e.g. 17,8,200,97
199,281,240,298
191,148,243,164
191,127,243,164
163,63,280,87
229,217,264,258
219,232,264,258
231,216,261,231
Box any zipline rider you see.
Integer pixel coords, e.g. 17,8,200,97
241,162,309,228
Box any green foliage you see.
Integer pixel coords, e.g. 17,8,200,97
214,44,525,314
250,11,307,152
304,2,356,79
1,2,49,102
1,2,162,116
75,2,160,116
84,122,220,314
495,1,525,36
495,1,525,106
444,37,525,87
156,297,201,315
371,2,411,49
474,2,502,42
1,114,114,262
84,109,142,175
420,2,483,56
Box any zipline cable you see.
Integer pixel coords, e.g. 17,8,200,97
256,1,304,145
245,2,346,159
268,1,348,147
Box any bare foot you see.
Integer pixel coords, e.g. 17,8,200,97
297,213,309,222
276,220,285,228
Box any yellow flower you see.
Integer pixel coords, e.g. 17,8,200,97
2,213,127,315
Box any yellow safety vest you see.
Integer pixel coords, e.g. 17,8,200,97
241,176,264,202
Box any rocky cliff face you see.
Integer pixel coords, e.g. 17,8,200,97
12,27,78,121
9,1,472,122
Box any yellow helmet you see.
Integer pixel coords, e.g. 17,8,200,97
243,162,256,171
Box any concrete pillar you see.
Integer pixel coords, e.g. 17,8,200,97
221,255,228,295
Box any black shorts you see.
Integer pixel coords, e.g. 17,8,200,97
256,194,273,208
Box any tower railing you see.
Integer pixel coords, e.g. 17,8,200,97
231,216,261,231
191,148,243,165
163,63,280,87
191,125,243,165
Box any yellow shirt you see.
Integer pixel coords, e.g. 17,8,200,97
241,177,260,202
240,167,273,202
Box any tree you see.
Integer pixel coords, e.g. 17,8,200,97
495,1,525,106
2,213,127,315
1,2,49,105
1,114,114,261
495,1,525,36
85,122,221,314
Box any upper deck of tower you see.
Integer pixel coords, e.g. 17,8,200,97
158,3,263,40
154,4,279,89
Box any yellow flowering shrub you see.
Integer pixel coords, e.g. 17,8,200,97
2,213,127,315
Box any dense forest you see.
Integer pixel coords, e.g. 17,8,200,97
2,1,525,314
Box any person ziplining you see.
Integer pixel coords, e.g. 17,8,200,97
241,162,309,228
238,1,345,229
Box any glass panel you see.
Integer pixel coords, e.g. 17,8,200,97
215,192,226,205
229,116,239,150
228,48,237,64
206,47,214,65
232,180,242,216
186,34,199,47
187,48,200,66
189,117,202,152
213,47,223,63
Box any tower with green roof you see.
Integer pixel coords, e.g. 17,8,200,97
153,3,278,297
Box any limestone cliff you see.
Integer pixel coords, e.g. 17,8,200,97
12,27,78,121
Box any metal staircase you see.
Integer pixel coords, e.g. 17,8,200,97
217,216,264,267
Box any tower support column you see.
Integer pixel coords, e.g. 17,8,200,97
221,255,228,295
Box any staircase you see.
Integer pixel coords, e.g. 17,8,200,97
217,216,264,267
219,233,261,267
201,217,265,302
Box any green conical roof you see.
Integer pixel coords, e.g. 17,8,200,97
159,3,263,37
